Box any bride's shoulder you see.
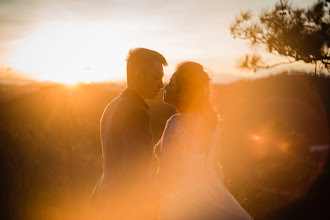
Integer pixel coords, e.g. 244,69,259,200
164,114,184,132
167,113,182,122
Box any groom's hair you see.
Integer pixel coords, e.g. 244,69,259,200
126,48,167,85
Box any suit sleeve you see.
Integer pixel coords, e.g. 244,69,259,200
121,109,153,178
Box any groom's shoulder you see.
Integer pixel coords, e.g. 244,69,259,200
104,93,149,118
119,94,148,114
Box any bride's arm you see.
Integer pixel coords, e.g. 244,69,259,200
159,115,182,160
158,115,183,188
153,139,162,162
153,115,181,176
206,128,224,185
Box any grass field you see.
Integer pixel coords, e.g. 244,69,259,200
0,72,329,220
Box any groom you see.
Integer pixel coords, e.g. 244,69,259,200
91,48,167,219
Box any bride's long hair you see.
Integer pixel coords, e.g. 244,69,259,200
174,61,219,130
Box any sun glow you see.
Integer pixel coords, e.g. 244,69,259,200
6,22,130,84
252,135,261,141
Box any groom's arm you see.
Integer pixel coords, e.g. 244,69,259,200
121,109,153,181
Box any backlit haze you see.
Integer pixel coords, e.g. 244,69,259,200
0,0,314,84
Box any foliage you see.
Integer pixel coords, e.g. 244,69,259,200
230,0,330,73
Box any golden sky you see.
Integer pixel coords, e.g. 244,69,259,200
0,0,315,84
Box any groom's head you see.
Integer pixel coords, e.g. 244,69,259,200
126,48,167,99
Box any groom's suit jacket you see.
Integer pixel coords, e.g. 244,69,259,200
98,89,154,188
91,89,157,219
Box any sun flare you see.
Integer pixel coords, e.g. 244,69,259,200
6,22,130,84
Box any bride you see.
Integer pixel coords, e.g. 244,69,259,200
155,62,253,220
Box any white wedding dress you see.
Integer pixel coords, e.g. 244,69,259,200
157,113,253,220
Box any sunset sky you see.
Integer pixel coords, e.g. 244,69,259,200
0,0,315,84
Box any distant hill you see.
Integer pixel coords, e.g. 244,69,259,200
0,67,37,85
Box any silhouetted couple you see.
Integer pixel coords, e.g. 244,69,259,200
91,48,253,220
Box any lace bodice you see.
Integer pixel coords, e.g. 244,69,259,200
157,114,254,220
157,113,220,185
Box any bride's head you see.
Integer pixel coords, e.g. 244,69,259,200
164,61,218,129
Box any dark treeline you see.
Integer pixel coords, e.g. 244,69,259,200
0,72,329,220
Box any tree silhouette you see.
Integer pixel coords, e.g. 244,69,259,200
230,0,330,74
